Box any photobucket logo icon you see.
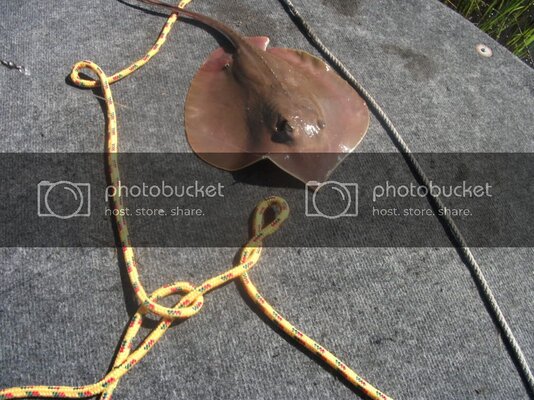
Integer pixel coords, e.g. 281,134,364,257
37,181,91,219
305,181,358,219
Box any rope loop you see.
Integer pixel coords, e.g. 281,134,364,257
250,195,290,243
70,60,110,88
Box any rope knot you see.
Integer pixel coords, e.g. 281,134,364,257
123,196,290,323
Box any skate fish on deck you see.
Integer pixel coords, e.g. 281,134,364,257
139,0,369,184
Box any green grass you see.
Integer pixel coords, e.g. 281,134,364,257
441,0,534,66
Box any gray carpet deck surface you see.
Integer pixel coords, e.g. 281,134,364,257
1,0,533,399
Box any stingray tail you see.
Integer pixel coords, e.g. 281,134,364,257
137,0,243,49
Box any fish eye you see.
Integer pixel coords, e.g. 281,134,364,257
273,119,294,143
275,118,293,133
317,119,326,129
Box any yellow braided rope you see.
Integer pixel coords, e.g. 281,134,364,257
0,2,392,399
